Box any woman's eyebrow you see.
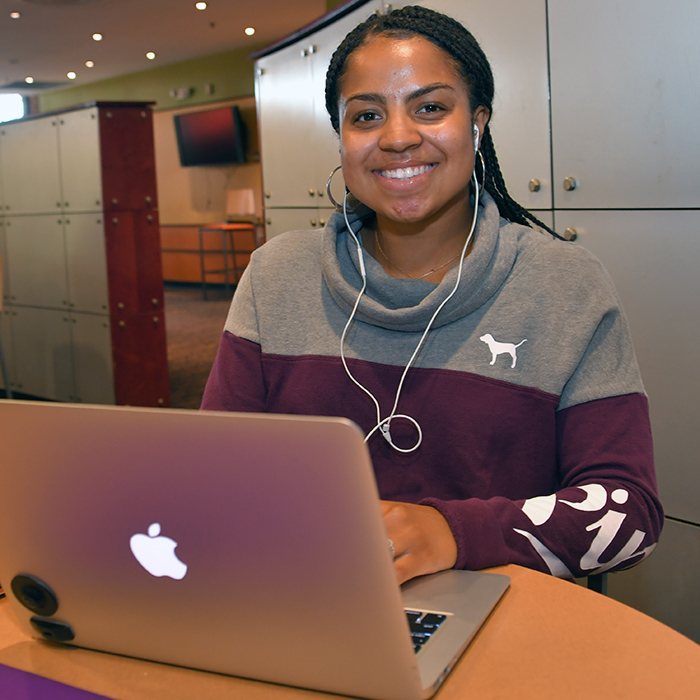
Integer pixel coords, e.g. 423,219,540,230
408,83,455,100
344,92,386,106
345,83,455,106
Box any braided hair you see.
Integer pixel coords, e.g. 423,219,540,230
325,5,564,240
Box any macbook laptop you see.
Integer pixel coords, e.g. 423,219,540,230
0,400,509,700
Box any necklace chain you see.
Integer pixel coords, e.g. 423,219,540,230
374,232,463,279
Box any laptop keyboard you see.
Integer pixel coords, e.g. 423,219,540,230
406,610,447,653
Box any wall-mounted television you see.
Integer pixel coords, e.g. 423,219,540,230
174,106,247,167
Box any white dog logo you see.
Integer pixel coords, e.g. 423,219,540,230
480,333,527,368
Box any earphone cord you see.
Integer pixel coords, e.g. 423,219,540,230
339,169,481,453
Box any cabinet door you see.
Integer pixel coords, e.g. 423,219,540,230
264,208,328,242
394,0,552,211
0,117,62,215
71,312,115,404
4,215,69,310
58,107,103,213
64,214,109,314
10,306,75,400
549,0,700,209
557,209,700,523
256,41,316,208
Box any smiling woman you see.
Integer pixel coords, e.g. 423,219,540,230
201,5,662,586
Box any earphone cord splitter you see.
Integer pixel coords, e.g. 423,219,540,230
339,167,481,454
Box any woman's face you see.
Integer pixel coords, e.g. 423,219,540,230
338,35,489,231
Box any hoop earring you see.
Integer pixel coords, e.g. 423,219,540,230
326,165,346,212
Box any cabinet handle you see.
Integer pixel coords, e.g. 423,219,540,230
308,189,315,197
563,228,578,241
563,177,578,191
310,219,317,227
529,179,541,192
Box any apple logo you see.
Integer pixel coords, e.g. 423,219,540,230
129,523,188,580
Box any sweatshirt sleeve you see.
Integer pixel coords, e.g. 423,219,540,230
423,392,662,578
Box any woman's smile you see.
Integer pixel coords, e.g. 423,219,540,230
375,163,436,181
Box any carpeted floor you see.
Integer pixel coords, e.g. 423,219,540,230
164,284,233,409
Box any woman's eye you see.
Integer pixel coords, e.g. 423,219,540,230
417,103,445,115
354,111,380,123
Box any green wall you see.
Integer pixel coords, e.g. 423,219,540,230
38,43,265,114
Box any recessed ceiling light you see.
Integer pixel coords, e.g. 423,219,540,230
195,2,207,10
85,60,95,68
10,11,21,19
146,52,156,60
245,27,256,36
92,33,103,41
67,72,77,80
25,77,34,84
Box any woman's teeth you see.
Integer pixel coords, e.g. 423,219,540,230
378,164,434,180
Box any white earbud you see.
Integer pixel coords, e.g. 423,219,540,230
473,125,479,151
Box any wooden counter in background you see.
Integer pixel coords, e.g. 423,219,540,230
160,224,262,285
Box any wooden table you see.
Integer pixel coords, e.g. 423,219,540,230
2,565,699,699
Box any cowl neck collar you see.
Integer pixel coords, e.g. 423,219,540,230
322,191,519,332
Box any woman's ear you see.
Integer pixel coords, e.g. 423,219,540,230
473,105,490,148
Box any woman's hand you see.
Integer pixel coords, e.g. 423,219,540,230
381,501,458,585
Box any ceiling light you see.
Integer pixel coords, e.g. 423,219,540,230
92,33,103,41
195,2,207,10
85,60,94,68
10,11,21,19
146,52,156,60
25,77,34,84
67,72,77,80
245,27,256,36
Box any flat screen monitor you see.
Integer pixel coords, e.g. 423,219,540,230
174,106,247,167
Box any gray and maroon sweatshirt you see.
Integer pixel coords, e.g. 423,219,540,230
202,191,663,578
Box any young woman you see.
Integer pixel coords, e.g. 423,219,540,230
202,6,662,584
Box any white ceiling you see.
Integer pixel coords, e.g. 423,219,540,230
0,0,327,94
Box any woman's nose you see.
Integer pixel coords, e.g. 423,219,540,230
378,113,422,152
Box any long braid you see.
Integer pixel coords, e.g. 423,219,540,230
480,127,561,236
325,5,566,241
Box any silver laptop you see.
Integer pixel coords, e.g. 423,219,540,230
0,400,509,700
